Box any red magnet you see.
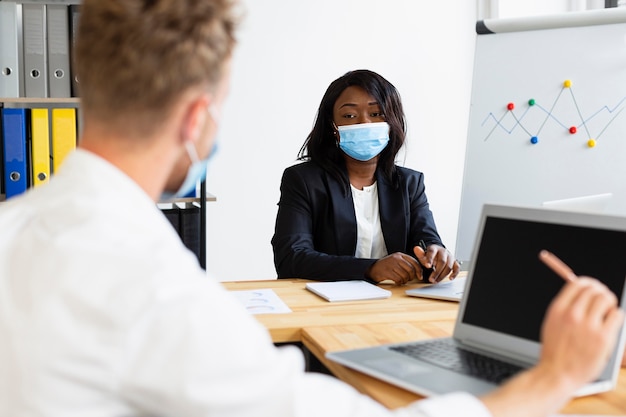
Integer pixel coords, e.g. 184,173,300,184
569,126,577,134
507,102,515,111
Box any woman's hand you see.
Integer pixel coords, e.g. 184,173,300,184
413,244,460,283
366,252,424,285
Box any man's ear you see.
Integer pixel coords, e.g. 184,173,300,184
179,94,211,144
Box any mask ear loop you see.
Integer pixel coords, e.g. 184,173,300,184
207,103,220,124
184,140,201,164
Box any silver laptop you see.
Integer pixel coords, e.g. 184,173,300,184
327,204,626,397
405,276,466,302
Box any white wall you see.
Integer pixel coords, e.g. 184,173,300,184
206,0,477,281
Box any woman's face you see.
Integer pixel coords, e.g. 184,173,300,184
332,86,385,127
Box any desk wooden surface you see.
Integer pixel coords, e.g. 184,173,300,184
222,278,460,344
302,322,626,415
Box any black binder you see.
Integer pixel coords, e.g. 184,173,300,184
179,202,201,264
158,201,202,265
159,202,181,234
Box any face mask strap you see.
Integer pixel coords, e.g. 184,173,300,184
184,140,201,165
207,104,221,124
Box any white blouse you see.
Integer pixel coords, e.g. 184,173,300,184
351,182,388,259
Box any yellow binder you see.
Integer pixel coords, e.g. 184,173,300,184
51,108,77,173
30,108,51,187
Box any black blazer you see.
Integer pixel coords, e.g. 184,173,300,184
271,161,443,281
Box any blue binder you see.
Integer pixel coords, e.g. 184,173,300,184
2,108,28,199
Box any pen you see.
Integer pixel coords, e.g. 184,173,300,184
538,250,577,282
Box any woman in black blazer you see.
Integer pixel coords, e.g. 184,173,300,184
272,70,460,285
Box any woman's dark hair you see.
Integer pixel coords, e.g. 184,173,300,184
298,69,406,191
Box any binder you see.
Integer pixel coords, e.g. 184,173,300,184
46,4,71,98
178,201,201,263
157,202,181,235
51,108,76,173
2,108,28,199
0,109,4,196
0,1,21,98
22,3,47,98
158,201,201,262
30,108,50,187
69,4,80,97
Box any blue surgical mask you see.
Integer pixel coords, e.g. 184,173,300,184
161,105,220,201
337,122,390,161
160,141,211,200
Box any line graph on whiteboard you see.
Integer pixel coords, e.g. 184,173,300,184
481,80,626,148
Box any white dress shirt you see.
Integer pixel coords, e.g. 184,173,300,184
351,182,388,259
0,149,492,417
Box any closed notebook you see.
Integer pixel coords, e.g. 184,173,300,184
305,280,391,302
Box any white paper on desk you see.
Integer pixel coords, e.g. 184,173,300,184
230,289,292,314
305,280,391,302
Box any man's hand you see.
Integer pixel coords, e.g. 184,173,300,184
539,277,624,389
481,276,624,417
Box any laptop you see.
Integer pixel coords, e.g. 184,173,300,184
326,203,626,397
405,276,466,302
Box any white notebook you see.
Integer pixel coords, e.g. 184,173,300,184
305,280,391,302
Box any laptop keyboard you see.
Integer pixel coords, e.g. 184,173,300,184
389,338,523,384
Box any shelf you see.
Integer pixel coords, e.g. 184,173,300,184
0,97,80,107
2,192,216,204
158,192,217,204
0,1,81,5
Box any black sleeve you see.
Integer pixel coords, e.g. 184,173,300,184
271,167,376,281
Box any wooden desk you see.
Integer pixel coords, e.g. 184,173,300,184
223,279,459,343
301,322,626,415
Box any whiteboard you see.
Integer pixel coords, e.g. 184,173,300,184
456,8,626,263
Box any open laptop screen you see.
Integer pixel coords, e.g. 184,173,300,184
462,215,626,342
